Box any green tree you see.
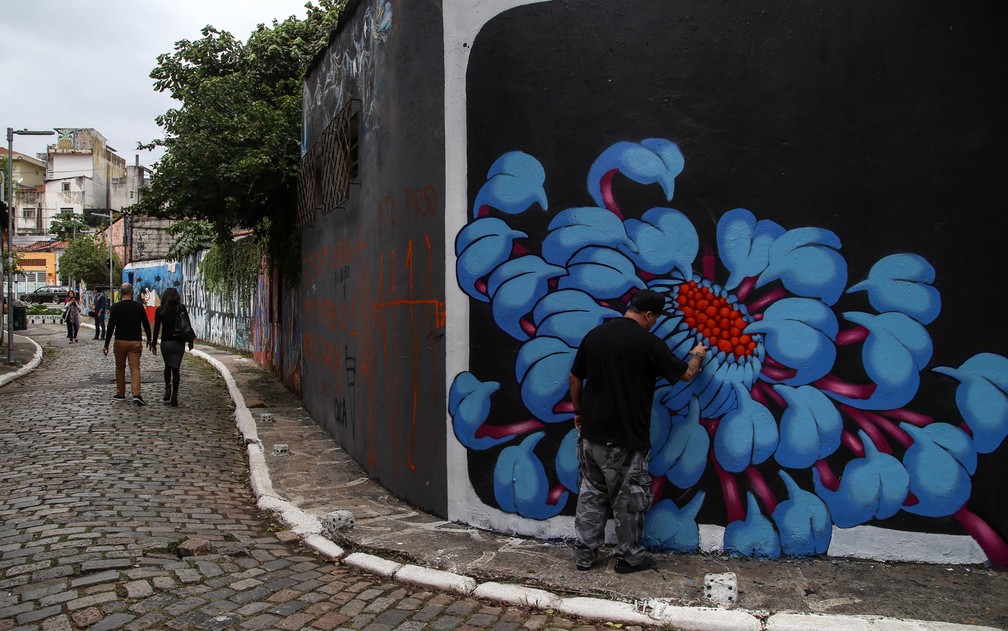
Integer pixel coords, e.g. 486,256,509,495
49,212,90,242
59,236,120,287
138,1,345,280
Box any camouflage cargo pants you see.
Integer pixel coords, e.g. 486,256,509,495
574,435,651,567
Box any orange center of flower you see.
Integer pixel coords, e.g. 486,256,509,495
675,281,757,358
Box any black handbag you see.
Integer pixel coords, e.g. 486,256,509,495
173,304,197,342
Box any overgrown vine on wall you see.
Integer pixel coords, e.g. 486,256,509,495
198,237,260,305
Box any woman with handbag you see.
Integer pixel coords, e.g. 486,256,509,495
149,288,196,406
61,290,82,343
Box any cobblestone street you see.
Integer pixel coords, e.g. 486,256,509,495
0,327,622,631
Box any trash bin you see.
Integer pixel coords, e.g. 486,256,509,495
12,303,27,330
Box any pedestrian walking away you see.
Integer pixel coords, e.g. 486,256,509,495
91,287,107,339
60,289,82,343
568,289,707,574
150,287,196,406
104,282,153,405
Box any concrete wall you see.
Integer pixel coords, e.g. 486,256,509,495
444,0,1008,566
300,0,448,515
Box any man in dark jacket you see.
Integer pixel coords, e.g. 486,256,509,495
103,283,152,405
569,289,706,573
92,289,107,340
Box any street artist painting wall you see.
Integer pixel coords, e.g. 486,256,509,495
299,0,448,514
443,0,1008,566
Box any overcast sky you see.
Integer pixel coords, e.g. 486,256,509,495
0,0,316,169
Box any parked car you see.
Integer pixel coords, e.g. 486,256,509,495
20,286,71,304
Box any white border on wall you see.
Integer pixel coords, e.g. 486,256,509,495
440,0,990,566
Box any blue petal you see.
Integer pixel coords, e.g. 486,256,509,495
619,207,698,277
473,151,548,218
587,139,684,209
847,254,941,325
812,430,910,528
515,337,576,424
724,492,781,558
455,218,527,303
933,353,1008,454
757,227,848,305
826,312,932,410
746,298,838,385
771,472,832,556
532,289,620,348
486,256,566,341
716,208,785,290
556,429,580,493
494,432,567,519
543,207,636,266
900,423,975,517
713,382,779,473
558,247,646,300
448,372,510,450
773,385,843,469
642,493,705,552
655,398,710,488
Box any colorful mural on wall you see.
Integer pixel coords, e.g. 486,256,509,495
451,141,1008,565
447,0,1007,564
123,261,183,323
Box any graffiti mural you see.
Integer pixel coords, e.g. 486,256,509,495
451,141,1008,565
448,1,1008,564
123,261,183,323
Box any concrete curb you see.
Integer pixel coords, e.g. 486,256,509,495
763,613,1001,631
194,349,999,631
0,334,44,388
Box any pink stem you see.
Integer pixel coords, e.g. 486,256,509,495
815,460,840,491
520,318,536,337
903,491,920,507
750,384,768,406
705,418,745,523
475,419,545,439
757,380,786,408
745,467,777,514
702,246,716,282
881,408,934,427
955,508,1008,567
746,286,788,314
600,170,625,220
762,354,789,368
863,410,913,449
761,366,797,381
650,477,666,507
477,205,491,218
843,406,893,454
554,401,574,414
836,326,869,346
842,430,865,457
735,277,758,303
814,374,877,400
475,279,488,296
512,242,530,256
547,484,566,505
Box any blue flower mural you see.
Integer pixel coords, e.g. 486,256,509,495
451,139,1008,565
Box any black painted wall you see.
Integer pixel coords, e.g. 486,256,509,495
300,0,448,515
458,0,1007,555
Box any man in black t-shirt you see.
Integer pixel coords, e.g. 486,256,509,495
103,283,153,406
569,289,706,573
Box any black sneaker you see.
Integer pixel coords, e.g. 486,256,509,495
112,394,126,401
614,556,657,574
576,559,595,571
133,395,146,406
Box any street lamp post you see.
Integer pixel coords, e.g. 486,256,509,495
7,127,55,364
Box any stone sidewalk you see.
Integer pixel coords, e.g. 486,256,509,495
0,325,625,630
3,324,1007,630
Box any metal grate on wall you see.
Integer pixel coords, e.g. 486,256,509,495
297,100,360,230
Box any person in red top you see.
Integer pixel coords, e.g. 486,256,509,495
103,283,152,406
568,289,706,573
